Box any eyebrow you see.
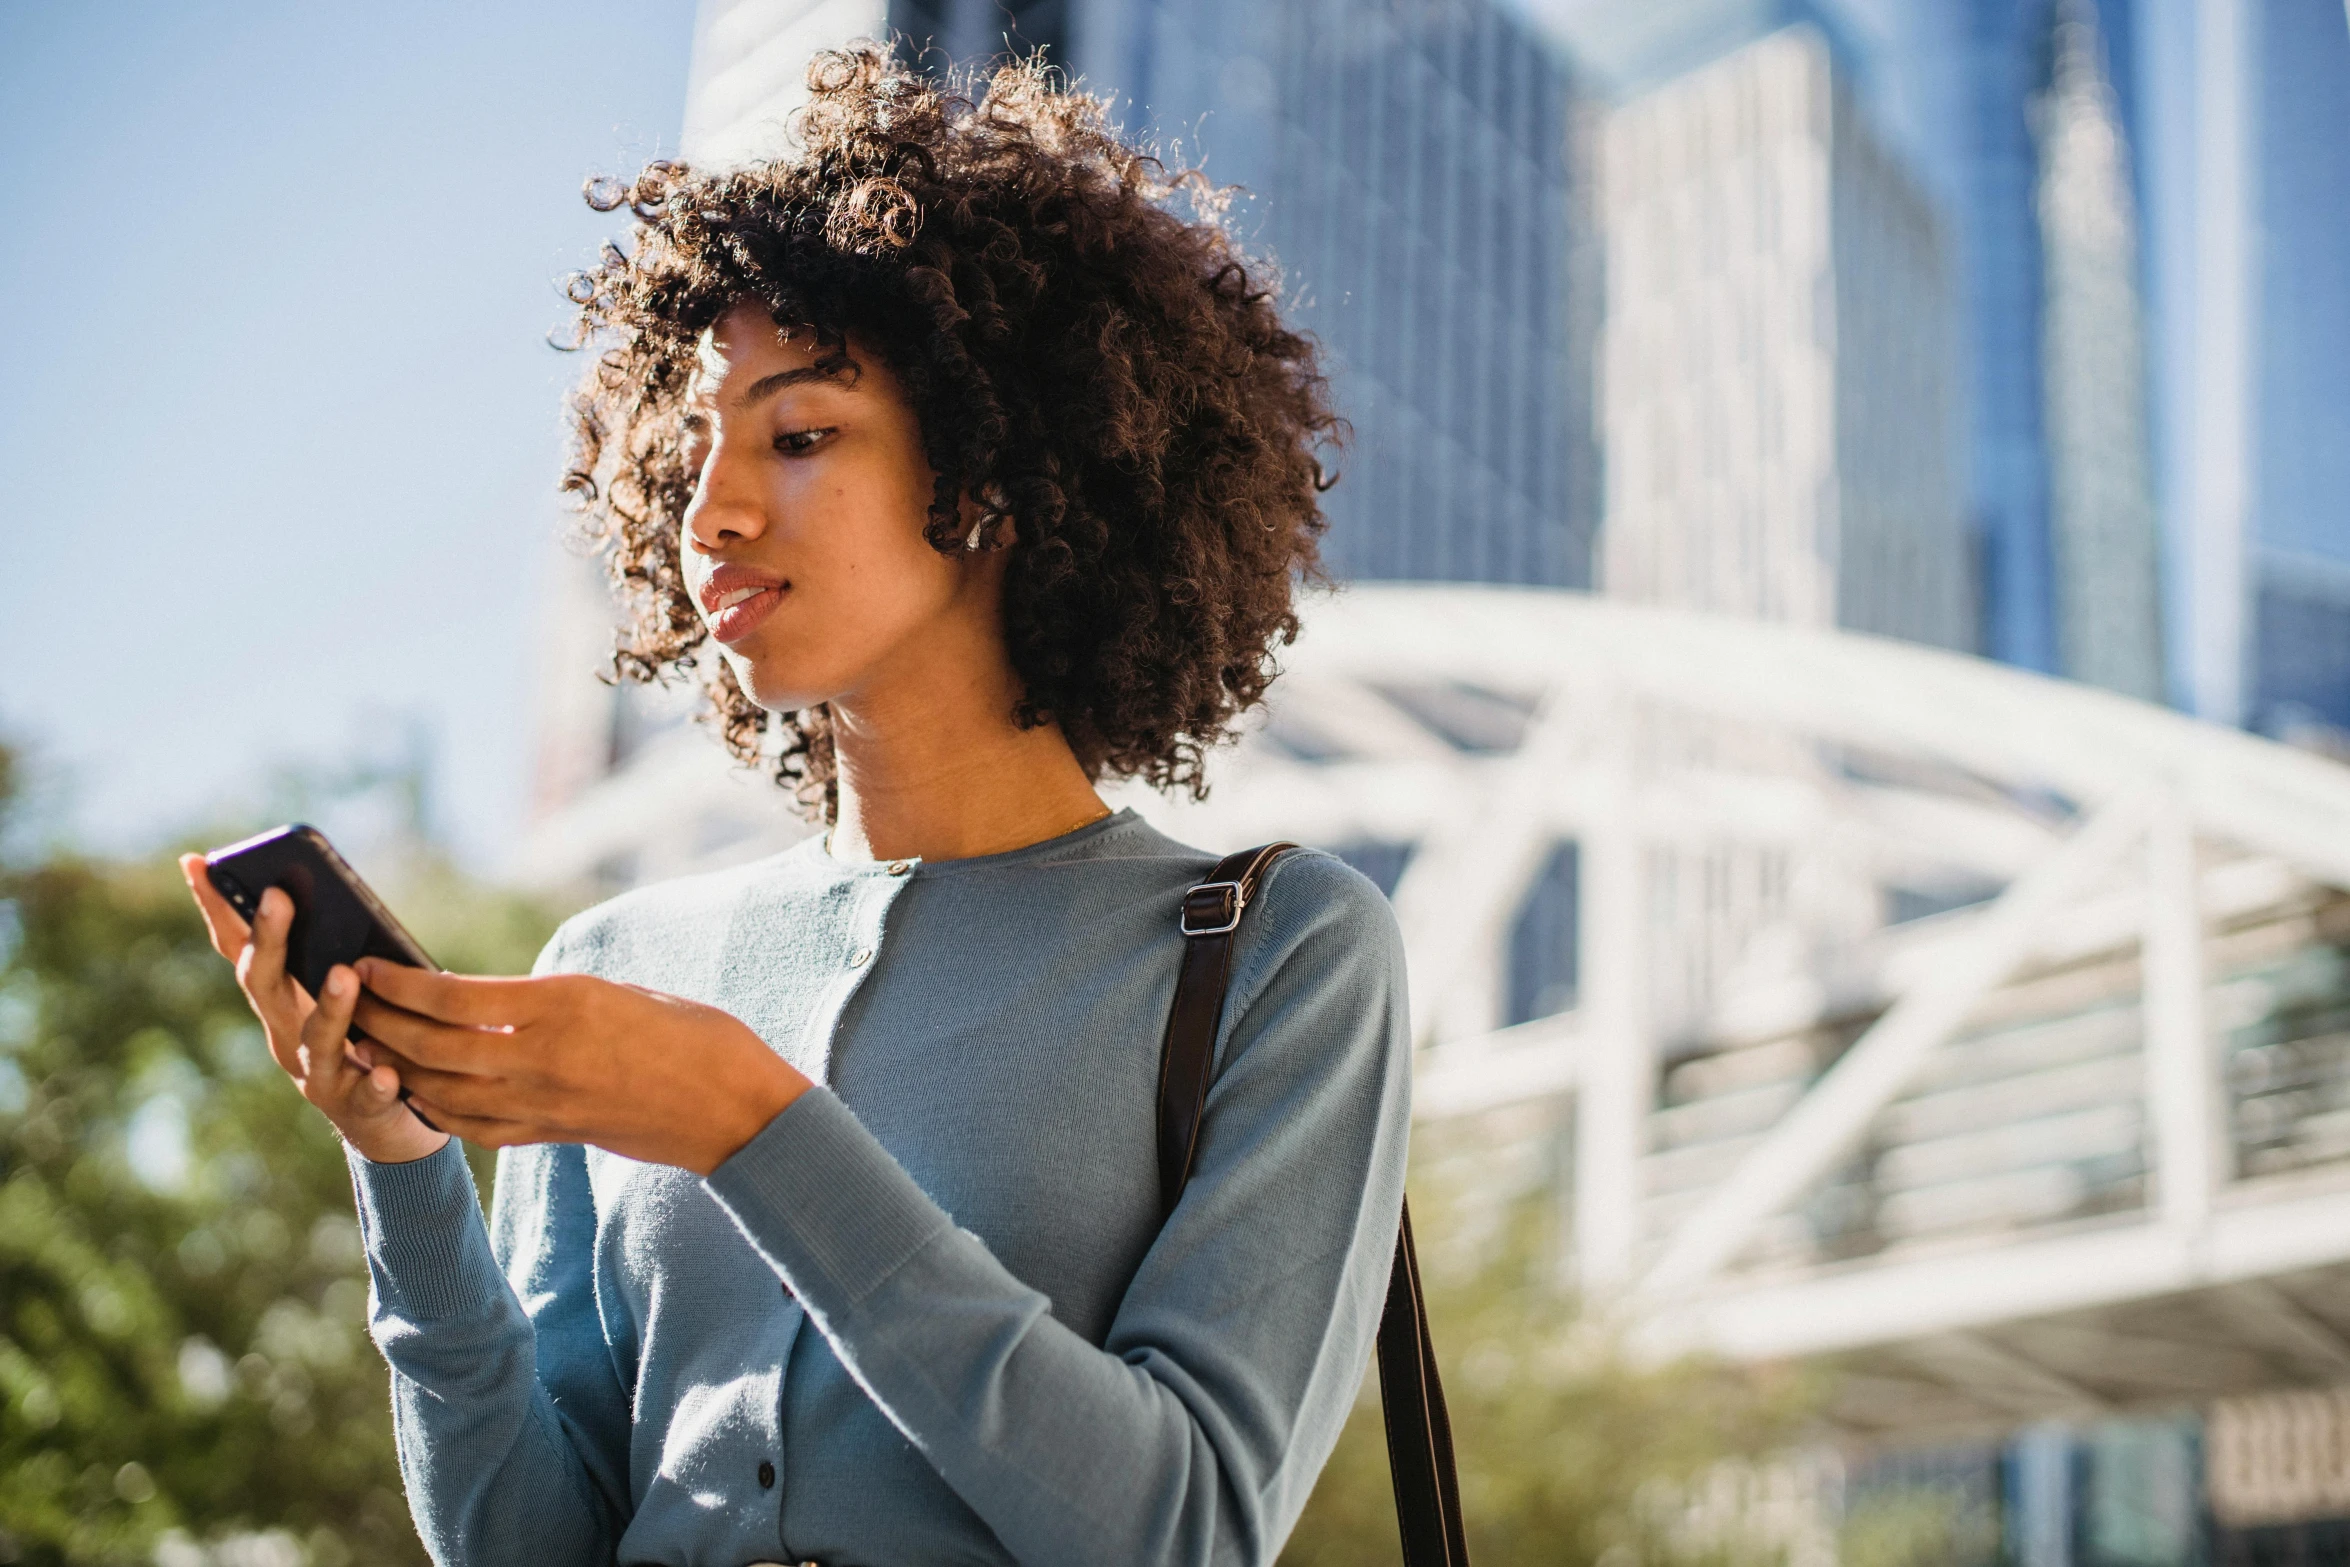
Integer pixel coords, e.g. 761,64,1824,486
738,365,843,406
684,356,860,421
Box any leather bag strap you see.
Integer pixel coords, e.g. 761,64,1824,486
1155,846,1471,1567
1155,843,1295,1215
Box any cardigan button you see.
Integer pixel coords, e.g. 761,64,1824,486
886,859,913,875
757,1459,776,1489
849,947,872,966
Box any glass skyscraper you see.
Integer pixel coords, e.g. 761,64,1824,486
2246,0,2350,736
2037,1,2163,701
2254,0,2350,571
1937,0,2166,690
2127,0,2350,735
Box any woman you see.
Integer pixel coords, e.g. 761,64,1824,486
181,47,1409,1567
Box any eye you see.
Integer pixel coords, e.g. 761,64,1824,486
775,427,834,456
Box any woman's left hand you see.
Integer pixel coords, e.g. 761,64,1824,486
350,961,811,1176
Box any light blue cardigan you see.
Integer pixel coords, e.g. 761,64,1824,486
346,809,1412,1566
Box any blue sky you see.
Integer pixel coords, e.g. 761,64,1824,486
1,0,694,866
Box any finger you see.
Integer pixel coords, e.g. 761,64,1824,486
349,1056,409,1114
241,886,300,1002
353,992,514,1071
356,960,550,1028
297,965,365,1088
343,1040,417,1106
325,1049,436,1135
180,855,253,960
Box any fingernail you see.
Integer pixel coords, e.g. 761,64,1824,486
327,969,352,997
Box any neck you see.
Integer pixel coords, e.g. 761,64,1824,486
824,667,1108,866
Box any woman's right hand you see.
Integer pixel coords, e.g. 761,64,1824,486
180,855,451,1165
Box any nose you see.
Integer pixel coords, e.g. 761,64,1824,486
682,431,767,552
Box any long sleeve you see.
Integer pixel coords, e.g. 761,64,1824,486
347,938,633,1566
702,851,1411,1567
349,1138,632,1564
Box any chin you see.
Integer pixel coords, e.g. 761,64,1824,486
723,646,835,715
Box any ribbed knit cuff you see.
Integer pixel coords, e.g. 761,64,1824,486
704,1087,952,1308
345,1138,502,1320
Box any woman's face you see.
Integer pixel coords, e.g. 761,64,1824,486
677,301,999,715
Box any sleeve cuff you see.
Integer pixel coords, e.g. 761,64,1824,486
346,1137,504,1320
703,1087,952,1309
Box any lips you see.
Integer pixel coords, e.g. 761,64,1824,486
698,562,788,644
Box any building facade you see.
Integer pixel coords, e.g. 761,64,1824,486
2134,0,2350,736
1596,23,1969,649
2245,0,2350,739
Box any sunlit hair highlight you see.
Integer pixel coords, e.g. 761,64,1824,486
559,45,1339,819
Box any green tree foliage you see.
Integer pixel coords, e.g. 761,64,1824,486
0,748,564,1565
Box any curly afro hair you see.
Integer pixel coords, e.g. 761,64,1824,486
559,45,1340,820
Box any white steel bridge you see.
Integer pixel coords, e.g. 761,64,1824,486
524,583,2350,1447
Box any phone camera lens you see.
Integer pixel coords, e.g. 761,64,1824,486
214,870,250,907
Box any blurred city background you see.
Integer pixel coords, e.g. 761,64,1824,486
5,0,2350,1561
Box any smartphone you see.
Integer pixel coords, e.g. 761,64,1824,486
204,825,444,1129
205,824,436,1000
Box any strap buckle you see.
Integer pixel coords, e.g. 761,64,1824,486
1180,880,1246,936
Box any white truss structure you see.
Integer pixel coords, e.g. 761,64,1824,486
1129,584,2350,1436
525,582,2350,1438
